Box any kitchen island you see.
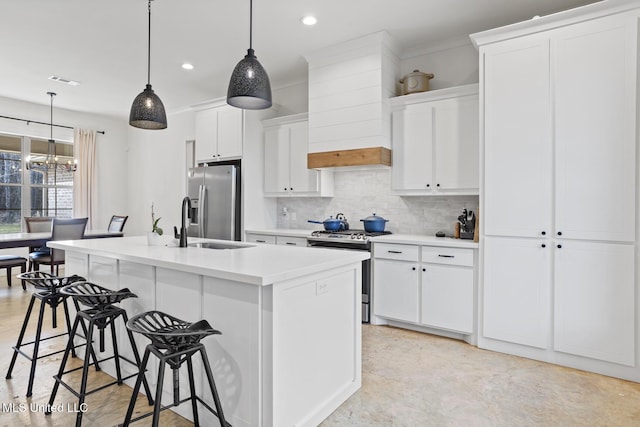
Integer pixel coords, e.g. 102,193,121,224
49,235,368,427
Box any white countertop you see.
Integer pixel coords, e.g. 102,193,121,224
370,234,479,248
49,235,369,286
245,228,479,249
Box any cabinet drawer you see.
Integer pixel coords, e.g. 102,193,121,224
276,236,307,247
246,233,276,244
374,243,419,262
421,246,474,267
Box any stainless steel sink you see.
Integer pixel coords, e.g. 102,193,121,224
188,242,254,250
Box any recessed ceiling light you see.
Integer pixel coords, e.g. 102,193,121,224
182,63,194,70
301,15,317,26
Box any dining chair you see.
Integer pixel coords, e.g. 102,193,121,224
107,215,128,232
29,218,88,275
24,217,54,271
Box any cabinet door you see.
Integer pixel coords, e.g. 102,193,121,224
553,15,636,243
264,127,289,194
483,236,551,349
433,95,479,190
554,241,634,366
391,103,434,191
217,105,243,159
275,236,307,247
288,121,319,194
421,264,473,333
482,35,552,238
195,108,219,162
373,259,419,323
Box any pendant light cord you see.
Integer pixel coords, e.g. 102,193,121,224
249,0,253,50
147,0,152,85
48,92,55,141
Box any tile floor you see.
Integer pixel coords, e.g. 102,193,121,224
1,274,639,426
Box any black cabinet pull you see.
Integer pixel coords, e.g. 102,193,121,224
426,184,430,188
438,254,454,258
436,183,440,187
541,231,546,236
422,268,426,272
557,244,562,249
541,243,546,248
388,250,403,254
290,187,293,191
412,267,416,271
285,242,297,245
256,239,266,243
557,231,562,236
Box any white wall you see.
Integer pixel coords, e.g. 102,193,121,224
398,37,479,92
126,109,195,237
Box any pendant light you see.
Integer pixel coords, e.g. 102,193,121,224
227,0,272,110
129,0,167,129
26,92,78,173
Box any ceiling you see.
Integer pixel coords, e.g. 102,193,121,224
0,0,600,120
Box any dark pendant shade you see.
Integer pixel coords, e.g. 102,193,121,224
129,84,167,129
227,49,272,110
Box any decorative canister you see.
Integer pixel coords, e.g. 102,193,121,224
399,70,434,95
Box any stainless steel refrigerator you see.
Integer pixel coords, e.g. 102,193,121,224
187,161,241,241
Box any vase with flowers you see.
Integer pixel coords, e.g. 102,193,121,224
147,203,164,245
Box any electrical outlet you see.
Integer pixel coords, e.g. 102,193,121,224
291,211,297,221
282,207,288,216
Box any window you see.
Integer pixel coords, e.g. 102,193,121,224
29,138,74,218
0,133,74,233
0,135,22,232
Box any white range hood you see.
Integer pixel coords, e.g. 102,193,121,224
305,31,399,168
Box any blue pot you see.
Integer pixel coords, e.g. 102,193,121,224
360,213,389,232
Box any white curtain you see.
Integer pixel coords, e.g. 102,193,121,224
73,128,98,229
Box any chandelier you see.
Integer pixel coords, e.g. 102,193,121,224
25,92,78,172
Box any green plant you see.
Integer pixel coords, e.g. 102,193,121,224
151,203,163,235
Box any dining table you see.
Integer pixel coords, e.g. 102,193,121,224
0,230,124,250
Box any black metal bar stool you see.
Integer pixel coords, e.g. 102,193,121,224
46,282,153,427
5,272,93,397
121,311,230,427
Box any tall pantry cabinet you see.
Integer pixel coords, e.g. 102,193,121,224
471,1,640,381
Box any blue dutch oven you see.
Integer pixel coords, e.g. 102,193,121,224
360,213,389,232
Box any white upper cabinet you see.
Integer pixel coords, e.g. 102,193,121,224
483,35,552,238
195,103,243,163
553,16,636,242
390,84,479,195
263,113,334,197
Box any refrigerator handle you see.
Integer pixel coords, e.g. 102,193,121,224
199,184,206,238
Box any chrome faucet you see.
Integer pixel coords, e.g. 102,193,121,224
178,196,191,247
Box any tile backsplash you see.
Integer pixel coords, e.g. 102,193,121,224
276,168,479,236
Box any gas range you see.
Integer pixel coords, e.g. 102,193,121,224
308,229,392,246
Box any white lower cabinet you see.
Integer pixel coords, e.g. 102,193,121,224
554,240,635,366
245,232,307,247
482,237,635,368
245,233,277,244
421,264,473,334
482,237,551,349
373,258,420,323
373,242,475,337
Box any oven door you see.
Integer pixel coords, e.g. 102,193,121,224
307,239,371,323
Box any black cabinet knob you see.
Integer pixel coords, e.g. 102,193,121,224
541,244,546,248
436,183,440,187
557,244,562,249
422,268,426,272
557,231,562,236
541,231,546,236
412,267,416,271
426,184,430,188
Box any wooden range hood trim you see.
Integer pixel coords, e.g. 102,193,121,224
308,147,392,169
